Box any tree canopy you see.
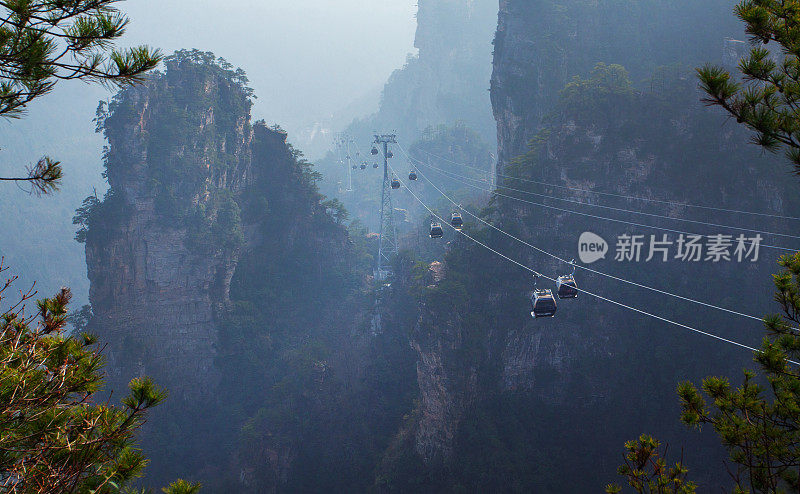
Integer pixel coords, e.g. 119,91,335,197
0,0,161,193
0,261,198,492
698,0,800,174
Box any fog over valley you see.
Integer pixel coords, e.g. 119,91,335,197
3,1,800,493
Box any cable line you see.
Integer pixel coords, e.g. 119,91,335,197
410,159,771,324
397,145,798,253
400,142,800,332
414,146,800,222
412,157,800,241
389,162,797,366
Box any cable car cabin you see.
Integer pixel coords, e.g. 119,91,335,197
409,171,418,181
556,274,578,299
360,163,367,170
371,146,379,155
387,151,394,159
391,178,401,189
450,212,463,231
373,163,379,168
430,222,444,238
352,165,357,170
531,289,557,318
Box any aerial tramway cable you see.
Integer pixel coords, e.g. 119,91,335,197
388,161,799,366
415,147,800,222
397,146,798,253
404,154,776,325
410,157,800,241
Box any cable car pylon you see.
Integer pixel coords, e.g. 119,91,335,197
375,133,399,281
335,132,354,192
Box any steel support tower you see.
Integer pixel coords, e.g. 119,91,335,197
344,136,354,192
374,133,398,280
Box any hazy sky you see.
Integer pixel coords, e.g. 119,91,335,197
121,0,418,133
0,1,420,306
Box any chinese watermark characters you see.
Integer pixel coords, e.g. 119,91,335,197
612,233,762,263
578,232,763,264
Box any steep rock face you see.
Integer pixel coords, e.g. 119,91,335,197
86,52,253,401
84,51,418,491
491,0,742,172
392,2,800,490
319,1,499,234
412,298,478,462
347,0,498,142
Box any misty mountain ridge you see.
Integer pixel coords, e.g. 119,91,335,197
4,0,800,492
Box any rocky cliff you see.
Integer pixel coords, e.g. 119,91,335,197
83,50,419,491
346,0,497,143
491,0,743,171
85,50,253,402
317,0,498,233
378,1,800,491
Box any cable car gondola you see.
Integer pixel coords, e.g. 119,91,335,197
352,165,357,170
556,260,578,299
371,146,379,155
391,177,401,189
531,274,557,318
450,212,463,231
373,162,379,168
360,163,367,170
409,170,417,181
387,151,394,159
531,289,557,318
430,222,444,239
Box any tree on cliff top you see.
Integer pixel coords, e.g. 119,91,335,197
0,0,161,194
698,0,800,175
0,261,199,493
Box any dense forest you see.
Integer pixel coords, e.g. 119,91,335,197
4,0,800,493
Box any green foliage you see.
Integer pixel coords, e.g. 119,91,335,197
676,253,800,493
608,4,800,490
606,435,696,494
411,123,494,177
510,61,738,191
0,156,64,195
101,49,253,217
611,255,800,493
82,50,253,253
73,188,126,245
322,198,349,225
697,0,800,174
186,190,244,253
513,64,638,172
0,0,161,118
161,479,202,494
0,272,167,492
73,193,100,243
69,303,94,333
0,0,160,192
557,63,635,123
120,478,202,494
563,62,634,98
654,4,800,487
